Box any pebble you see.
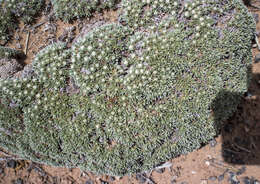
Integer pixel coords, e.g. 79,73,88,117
243,177,251,184
171,179,177,184
100,180,109,184
156,168,165,173
14,178,23,184
253,44,257,48
205,161,210,166
0,167,4,174
236,166,246,175
229,172,239,184
209,176,217,181
245,92,253,98
200,180,208,184
253,13,259,24
136,173,147,184
254,53,260,63
218,174,225,182
16,43,22,49
7,160,17,169
109,176,115,181
85,180,94,184
209,139,217,147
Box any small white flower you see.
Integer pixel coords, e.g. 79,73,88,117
129,45,134,50
87,45,92,51
91,51,96,57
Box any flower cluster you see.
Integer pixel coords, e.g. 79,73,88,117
32,43,71,91
0,0,256,177
51,0,119,22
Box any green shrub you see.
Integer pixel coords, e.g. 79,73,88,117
0,46,24,59
0,0,44,44
0,0,256,176
51,0,119,22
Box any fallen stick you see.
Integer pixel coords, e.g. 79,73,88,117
251,4,260,10
32,21,46,30
25,31,30,55
255,35,260,51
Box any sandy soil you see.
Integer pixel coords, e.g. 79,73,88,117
0,1,260,184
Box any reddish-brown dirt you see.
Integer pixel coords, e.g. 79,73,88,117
0,1,260,184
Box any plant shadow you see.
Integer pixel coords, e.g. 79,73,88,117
211,66,260,165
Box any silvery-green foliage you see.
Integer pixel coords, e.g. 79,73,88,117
51,0,119,22
0,0,256,176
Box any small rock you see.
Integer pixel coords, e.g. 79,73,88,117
136,173,147,184
242,177,251,184
209,139,217,147
85,180,94,184
16,43,22,49
109,176,115,181
191,171,196,174
229,172,239,184
245,92,253,98
171,179,177,184
256,31,260,37
236,166,246,175
100,180,109,184
243,177,260,184
155,168,165,174
253,44,257,48
200,180,208,184
218,174,225,182
208,176,217,181
205,161,210,166
0,167,4,174
66,26,76,32
181,182,188,184
14,178,23,184
253,13,259,24
254,53,260,63
7,160,17,169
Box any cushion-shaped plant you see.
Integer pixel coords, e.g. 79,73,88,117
0,0,256,176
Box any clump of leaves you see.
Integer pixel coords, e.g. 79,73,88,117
0,0,256,176
0,46,24,59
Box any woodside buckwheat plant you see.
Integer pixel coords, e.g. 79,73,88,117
0,0,256,176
